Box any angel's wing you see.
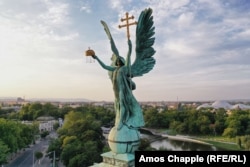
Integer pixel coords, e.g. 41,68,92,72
131,8,156,77
101,20,120,60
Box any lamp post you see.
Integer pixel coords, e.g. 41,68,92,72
53,151,55,167
47,151,55,167
33,150,34,167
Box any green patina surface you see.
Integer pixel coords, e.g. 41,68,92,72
90,152,134,167
92,8,156,154
101,152,135,161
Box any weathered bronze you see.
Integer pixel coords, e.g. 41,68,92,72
89,8,156,154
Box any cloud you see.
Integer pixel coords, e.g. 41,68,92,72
79,0,93,14
0,0,249,100
39,0,70,26
0,0,81,88
80,6,91,13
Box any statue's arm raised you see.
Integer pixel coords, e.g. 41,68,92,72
125,39,132,67
92,55,115,71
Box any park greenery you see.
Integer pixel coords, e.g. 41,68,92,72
1,103,115,166
0,118,38,166
52,113,103,166
1,102,250,166
143,106,250,150
35,151,43,165
144,106,250,136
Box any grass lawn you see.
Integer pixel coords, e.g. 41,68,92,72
193,136,244,151
199,139,241,150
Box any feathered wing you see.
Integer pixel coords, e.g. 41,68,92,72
101,20,120,60
131,8,156,77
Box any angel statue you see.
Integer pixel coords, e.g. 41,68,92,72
90,8,155,153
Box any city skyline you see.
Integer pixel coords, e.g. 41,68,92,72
0,0,250,101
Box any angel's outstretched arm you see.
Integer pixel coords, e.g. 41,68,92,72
92,55,116,71
125,39,132,67
126,40,132,78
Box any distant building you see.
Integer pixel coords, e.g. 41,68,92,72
196,100,250,111
37,116,57,132
1,106,21,111
21,120,33,125
0,97,29,107
58,118,64,127
39,121,55,132
17,97,25,102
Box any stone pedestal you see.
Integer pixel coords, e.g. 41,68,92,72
91,151,135,167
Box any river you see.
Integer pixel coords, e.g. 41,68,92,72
141,132,224,151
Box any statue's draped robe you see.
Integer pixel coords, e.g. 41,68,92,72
96,8,155,130
112,66,144,129
96,56,144,129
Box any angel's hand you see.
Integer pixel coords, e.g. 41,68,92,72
92,55,97,59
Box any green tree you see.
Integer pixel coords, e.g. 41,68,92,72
29,102,43,120
43,103,59,118
169,120,183,132
47,138,62,160
236,136,242,148
162,110,176,128
224,110,250,136
241,135,250,150
0,140,10,166
214,110,227,135
35,151,43,164
144,108,159,127
197,115,211,134
0,118,38,158
0,119,18,153
245,121,250,134
19,104,32,120
56,111,104,167
40,131,49,139
58,106,73,118
222,128,237,138
18,102,60,121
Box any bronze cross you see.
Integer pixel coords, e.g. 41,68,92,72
118,12,137,39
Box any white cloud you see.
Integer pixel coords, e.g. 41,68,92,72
39,3,69,26
80,5,91,13
177,12,194,26
0,0,249,101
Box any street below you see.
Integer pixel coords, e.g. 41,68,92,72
6,138,51,167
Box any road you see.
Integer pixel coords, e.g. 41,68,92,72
6,139,51,167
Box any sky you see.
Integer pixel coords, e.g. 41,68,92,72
0,0,250,102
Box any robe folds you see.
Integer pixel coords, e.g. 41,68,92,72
112,66,144,129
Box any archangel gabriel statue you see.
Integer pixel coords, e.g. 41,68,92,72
88,8,156,154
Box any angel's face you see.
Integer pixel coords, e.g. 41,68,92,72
117,60,121,66
116,59,124,67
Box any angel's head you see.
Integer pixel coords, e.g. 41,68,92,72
116,56,125,66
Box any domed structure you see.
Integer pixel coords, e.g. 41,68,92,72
36,116,55,121
196,100,250,110
196,103,212,110
211,100,232,109
231,104,250,110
